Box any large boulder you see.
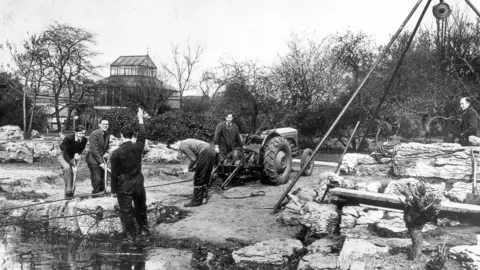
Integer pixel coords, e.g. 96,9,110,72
338,239,388,270
392,143,472,181
445,182,475,203
232,238,303,265
383,178,446,198
0,125,23,140
299,203,339,236
297,253,338,270
0,141,34,163
339,153,390,176
144,143,180,163
449,243,480,270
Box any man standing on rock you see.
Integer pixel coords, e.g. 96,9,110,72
167,137,216,207
86,118,110,195
459,97,480,146
111,108,150,242
214,112,244,163
58,125,87,198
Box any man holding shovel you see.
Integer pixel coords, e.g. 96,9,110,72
58,125,87,199
86,118,111,195
111,108,149,242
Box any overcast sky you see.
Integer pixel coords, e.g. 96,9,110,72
0,0,475,95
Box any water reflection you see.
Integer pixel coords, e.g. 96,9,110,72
0,225,193,270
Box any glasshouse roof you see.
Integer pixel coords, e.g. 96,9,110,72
111,55,157,68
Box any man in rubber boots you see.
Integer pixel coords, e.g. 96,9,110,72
167,137,216,207
111,108,150,242
86,118,110,195
213,112,243,163
58,125,87,199
459,97,480,146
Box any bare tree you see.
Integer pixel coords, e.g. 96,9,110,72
6,34,48,138
42,22,99,132
161,43,204,108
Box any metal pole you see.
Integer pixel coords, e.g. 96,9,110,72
334,121,361,174
272,0,426,213
465,0,480,18
358,0,433,151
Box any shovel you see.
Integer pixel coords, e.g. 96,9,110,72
103,156,108,194
72,157,80,194
466,148,480,205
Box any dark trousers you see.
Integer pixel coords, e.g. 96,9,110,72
191,148,216,204
117,180,148,239
57,154,74,195
88,164,106,193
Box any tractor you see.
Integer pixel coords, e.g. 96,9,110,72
213,127,315,189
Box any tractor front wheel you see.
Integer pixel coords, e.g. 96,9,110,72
263,137,292,185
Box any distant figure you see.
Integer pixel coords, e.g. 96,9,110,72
86,119,110,194
167,138,216,207
459,97,480,146
213,112,243,162
58,125,87,198
111,108,149,242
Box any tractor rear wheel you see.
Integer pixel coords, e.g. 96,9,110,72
263,137,292,185
300,148,314,176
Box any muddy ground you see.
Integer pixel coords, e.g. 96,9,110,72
0,160,470,269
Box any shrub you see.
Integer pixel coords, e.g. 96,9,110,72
101,108,218,142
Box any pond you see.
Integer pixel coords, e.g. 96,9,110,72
0,225,197,270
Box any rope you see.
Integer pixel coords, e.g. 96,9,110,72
208,186,266,200
1,191,111,212
0,207,111,227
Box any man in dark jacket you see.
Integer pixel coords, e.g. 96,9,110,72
167,138,216,207
213,113,243,162
86,118,110,194
58,125,87,198
459,97,480,146
111,108,149,242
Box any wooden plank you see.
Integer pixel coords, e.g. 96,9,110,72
329,187,480,214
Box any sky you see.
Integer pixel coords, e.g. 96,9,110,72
0,0,476,95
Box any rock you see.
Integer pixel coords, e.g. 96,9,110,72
0,141,34,163
355,182,382,193
26,141,61,159
277,200,304,226
392,143,472,181
338,239,388,270
342,206,363,218
143,143,180,163
449,243,480,270
232,238,303,265
445,182,474,203
340,206,364,230
307,238,341,255
317,171,344,186
339,153,390,177
342,225,371,239
341,179,355,189
384,178,446,198
356,210,384,225
297,253,338,270
0,125,23,140
30,130,40,138
294,187,318,203
340,215,357,230
46,197,164,236
301,203,339,236
436,217,461,227
369,237,433,251
373,220,438,238
349,261,366,270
